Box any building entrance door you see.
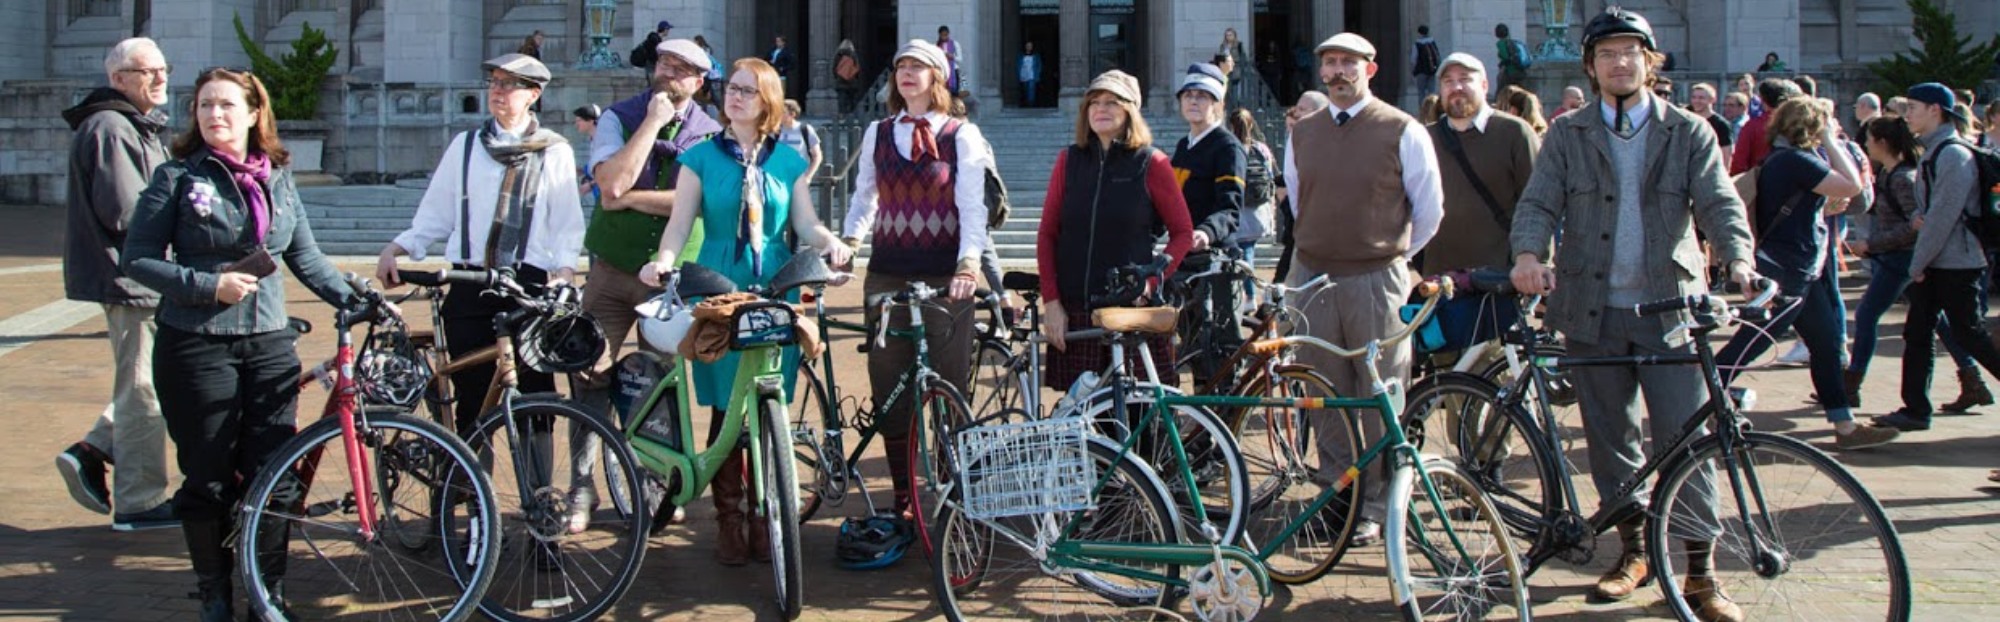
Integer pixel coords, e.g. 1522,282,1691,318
1089,0,1142,88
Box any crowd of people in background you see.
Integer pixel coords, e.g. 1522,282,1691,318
47,5,2000,620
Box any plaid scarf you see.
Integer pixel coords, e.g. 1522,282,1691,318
476,117,565,267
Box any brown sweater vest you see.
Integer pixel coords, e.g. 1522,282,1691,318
1292,100,1412,277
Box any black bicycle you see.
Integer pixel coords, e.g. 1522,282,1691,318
1400,278,1911,621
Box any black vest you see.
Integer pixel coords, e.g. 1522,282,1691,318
1057,142,1162,308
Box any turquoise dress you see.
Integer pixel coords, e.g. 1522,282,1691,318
678,137,808,407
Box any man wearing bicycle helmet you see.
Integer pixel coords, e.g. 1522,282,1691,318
1508,8,1754,620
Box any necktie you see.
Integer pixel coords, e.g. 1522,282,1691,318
1335,111,1352,126
653,118,682,188
901,116,939,162
1615,111,1634,139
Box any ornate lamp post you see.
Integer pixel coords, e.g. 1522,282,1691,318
1537,0,1584,62
577,0,622,69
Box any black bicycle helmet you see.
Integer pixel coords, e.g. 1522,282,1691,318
519,313,608,374
356,319,433,408
1581,6,1656,51
835,515,913,570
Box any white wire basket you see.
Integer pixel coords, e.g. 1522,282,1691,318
953,416,1098,520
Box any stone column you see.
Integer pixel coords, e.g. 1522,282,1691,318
383,0,482,83
1057,0,1087,114
0,0,48,83
805,0,838,117
976,0,1003,108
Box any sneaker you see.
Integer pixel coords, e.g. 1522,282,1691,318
1870,410,1932,432
1834,425,1899,450
55,442,112,515
1775,342,1811,366
112,502,180,532
564,485,598,534
1349,519,1382,548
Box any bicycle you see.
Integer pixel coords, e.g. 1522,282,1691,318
393,268,650,622
234,274,502,621
625,251,841,619
1401,280,1912,620
787,271,986,556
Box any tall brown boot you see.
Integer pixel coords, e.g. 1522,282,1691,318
748,513,772,563
884,436,915,520
1591,519,1652,602
711,451,749,566
1941,367,1995,412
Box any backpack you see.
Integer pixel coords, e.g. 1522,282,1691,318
1514,40,1534,69
1413,40,1442,76
1242,142,1276,208
1921,137,2000,252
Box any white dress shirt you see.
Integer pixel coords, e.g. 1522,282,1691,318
394,124,586,272
1282,94,1445,257
842,110,993,264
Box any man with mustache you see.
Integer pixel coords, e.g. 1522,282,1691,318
1509,8,1754,620
572,38,724,529
1280,32,1444,548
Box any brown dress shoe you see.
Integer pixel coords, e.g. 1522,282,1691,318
1590,550,1652,602
1683,576,1745,622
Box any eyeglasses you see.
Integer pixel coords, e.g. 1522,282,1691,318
118,65,172,79
485,78,537,92
656,60,703,78
725,84,760,98
1593,49,1646,64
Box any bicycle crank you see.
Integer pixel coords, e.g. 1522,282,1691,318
1187,558,1263,621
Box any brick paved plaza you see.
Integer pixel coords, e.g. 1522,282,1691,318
3,203,1999,620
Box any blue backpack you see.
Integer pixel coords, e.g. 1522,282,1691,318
1512,40,1534,70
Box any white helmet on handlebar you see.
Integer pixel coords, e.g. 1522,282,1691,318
636,292,694,353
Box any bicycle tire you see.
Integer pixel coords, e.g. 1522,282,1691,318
760,396,806,619
1235,367,1364,584
790,366,833,523
931,438,1188,620
905,377,975,562
1400,372,1562,541
1387,457,1532,621
1647,431,1911,621
458,397,650,622
236,410,501,622
1077,383,1250,548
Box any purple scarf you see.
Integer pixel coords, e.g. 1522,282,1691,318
213,149,273,243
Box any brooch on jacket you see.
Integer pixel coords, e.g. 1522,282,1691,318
187,181,219,219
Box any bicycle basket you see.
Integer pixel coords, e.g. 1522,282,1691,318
953,416,1097,520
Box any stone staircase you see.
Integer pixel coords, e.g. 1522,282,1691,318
299,182,428,257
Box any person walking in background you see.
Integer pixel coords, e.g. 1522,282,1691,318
1552,85,1587,118
630,20,669,69
1410,25,1441,101
1734,73,1766,119
1037,70,1195,386
1499,85,1549,135
1019,41,1043,107
1282,32,1443,549
777,99,823,180
834,39,862,114
1981,102,2000,149
1722,91,1751,141
573,104,601,209
57,37,177,532
1872,84,2000,434
695,35,724,105
1730,78,1804,175
769,36,795,88
1226,108,1277,267
938,26,962,92
1494,23,1531,95
1756,52,1788,72
636,58,853,565
1854,92,1883,131
124,67,362,622
840,39,992,522
1689,83,1736,170
518,30,545,60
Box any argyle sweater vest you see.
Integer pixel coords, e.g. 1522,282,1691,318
868,118,963,276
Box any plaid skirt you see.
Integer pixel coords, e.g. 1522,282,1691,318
1045,308,1179,390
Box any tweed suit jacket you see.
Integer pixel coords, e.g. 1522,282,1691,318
1508,98,1753,345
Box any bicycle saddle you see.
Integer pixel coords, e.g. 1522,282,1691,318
677,264,738,299
1092,306,1178,335
1001,271,1039,293
768,252,834,295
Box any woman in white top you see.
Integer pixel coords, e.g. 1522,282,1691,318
373,53,586,436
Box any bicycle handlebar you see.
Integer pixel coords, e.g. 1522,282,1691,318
1632,278,1778,318
395,269,495,289
1242,277,1453,361
869,282,993,349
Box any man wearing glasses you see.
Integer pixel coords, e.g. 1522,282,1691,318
57,37,178,532
573,39,723,522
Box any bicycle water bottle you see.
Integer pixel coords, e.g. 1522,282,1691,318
1053,371,1101,417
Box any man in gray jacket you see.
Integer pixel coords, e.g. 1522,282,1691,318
56,37,176,531
1508,9,1753,620
1872,83,2000,432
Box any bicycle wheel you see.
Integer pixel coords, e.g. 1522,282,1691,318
906,377,975,561
760,396,805,619
790,366,834,522
1235,367,1364,584
968,338,1026,419
459,398,650,622
1387,457,1531,621
1400,372,1562,541
237,410,501,621
1647,431,1910,621
932,438,1188,620
1078,384,1250,547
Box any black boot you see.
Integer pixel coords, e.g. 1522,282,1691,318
183,517,235,622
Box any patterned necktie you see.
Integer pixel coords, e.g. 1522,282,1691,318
900,116,939,162
1614,110,1634,139
1335,111,1352,126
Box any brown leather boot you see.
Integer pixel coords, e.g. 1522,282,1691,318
1940,367,1994,412
711,451,749,566
1683,575,1745,622
748,513,772,563
1591,521,1651,602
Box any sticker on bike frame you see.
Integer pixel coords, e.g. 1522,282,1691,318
733,304,799,349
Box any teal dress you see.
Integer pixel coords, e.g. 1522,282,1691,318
678,137,809,407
